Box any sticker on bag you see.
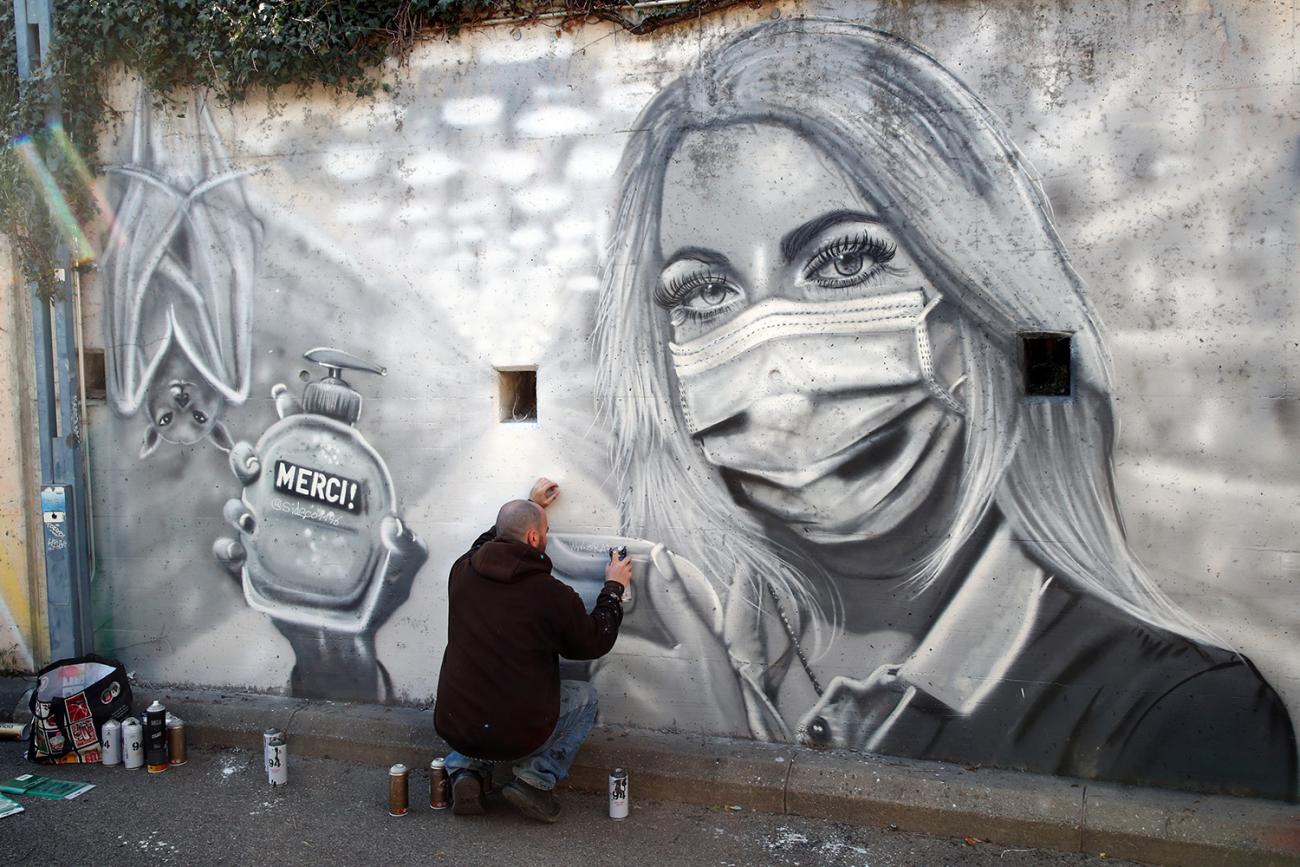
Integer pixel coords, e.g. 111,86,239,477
65,692,92,723
69,718,97,749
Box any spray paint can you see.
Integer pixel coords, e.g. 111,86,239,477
143,700,168,772
100,719,121,766
429,757,448,810
388,764,409,816
609,768,629,820
122,717,144,769
264,728,287,787
166,713,187,766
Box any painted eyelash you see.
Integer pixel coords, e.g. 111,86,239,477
670,305,732,326
654,270,731,309
801,232,898,282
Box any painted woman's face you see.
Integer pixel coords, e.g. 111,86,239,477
656,123,965,546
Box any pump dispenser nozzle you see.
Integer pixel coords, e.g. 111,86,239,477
304,347,387,378
301,347,385,425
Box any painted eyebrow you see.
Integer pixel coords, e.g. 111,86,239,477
660,246,731,270
779,209,881,261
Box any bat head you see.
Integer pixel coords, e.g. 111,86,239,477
139,350,235,457
140,379,234,457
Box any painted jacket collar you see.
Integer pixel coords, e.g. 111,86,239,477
736,522,1048,745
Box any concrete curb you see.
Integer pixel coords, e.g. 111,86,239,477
6,680,1298,866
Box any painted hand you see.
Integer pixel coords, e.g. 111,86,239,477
589,543,747,732
213,496,255,578
213,440,259,576
369,514,428,628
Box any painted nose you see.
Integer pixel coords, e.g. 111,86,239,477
745,391,816,433
174,392,190,408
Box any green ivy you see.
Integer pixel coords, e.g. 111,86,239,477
2,0,745,299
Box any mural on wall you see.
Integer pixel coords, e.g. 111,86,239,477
84,4,1298,803
214,348,428,702
101,89,261,457
98,92,431,703
589,19,1298,800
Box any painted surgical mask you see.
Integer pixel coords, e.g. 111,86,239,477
668,289,965,534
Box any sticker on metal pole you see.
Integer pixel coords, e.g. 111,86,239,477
41,487,70,554
41,487,67,522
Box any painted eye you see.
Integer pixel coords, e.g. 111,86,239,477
192,410,208,424
158,412,173,427
804,233,898,290
832,251,865,277
656,263,745,325
684,280,738,309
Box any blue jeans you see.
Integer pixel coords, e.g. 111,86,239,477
446,680,598,792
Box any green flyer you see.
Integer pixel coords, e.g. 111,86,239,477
0,792,22,818
0,773,95,800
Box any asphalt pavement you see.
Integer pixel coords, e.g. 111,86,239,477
0,741,1139,866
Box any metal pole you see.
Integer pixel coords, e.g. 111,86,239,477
12,0,94,660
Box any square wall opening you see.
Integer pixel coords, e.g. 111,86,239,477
1021,332,1072,397
497,367,538,423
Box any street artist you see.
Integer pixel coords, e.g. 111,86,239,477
434,477,632,822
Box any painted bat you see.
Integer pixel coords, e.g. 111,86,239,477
100,87,262,457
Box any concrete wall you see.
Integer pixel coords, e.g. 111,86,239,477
0,240,42,674
82,0,1298,799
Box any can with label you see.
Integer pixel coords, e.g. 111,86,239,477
429,757,448,810
100,719,121,766
264,728,287,787
609,768,629,820
166,713,187,766
122,717,144,769
389,764,409,816
143,700,168,772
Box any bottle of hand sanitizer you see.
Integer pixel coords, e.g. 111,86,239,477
216,347,425,636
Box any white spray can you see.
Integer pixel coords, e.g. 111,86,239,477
122,717,144,769
609,768,629,820
264,728,287,787
100,719,121,766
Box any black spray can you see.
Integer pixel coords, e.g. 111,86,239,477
143,700,168,773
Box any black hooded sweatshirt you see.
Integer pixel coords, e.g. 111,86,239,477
434,527,625,760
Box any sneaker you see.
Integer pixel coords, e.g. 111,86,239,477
503,778,562,823
451,770,485,816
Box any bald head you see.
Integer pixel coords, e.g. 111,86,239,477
497,499,548,549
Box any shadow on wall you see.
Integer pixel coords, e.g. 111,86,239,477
587,19,1298,802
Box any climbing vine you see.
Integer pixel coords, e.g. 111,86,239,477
1,0,748,299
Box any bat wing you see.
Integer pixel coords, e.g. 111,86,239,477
100,87,262,416
101,89,178,417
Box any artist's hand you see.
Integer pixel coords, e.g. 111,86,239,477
529,477,560,508
605,550,633,589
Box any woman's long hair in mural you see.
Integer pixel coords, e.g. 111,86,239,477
594,19,1220,652
101,88,262,458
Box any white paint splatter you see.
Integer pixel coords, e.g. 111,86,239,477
765,827,811,850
